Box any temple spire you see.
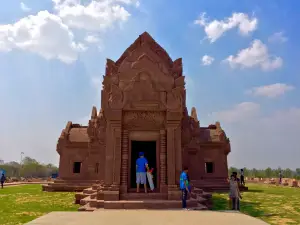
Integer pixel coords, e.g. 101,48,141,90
91,106,97,119
191,107,199,122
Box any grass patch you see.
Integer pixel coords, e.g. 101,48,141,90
0,183,299,225
0,185,78,225
212,183,300,225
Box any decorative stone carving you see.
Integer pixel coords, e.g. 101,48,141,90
191,107,199,122
108,84,124,109
166,87,183,111
105,59,118,76
53,32,233,201
121,130,129,189
123,111,164,129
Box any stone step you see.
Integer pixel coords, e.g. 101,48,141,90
92,184,101,190
75,192,89,204
120,193,168,200
54,179,98,184
90,193,97,199
192,187,203,194
103,199,198,209
78,203,96,212
83,187,96,194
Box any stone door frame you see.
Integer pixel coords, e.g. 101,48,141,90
127,131,161,191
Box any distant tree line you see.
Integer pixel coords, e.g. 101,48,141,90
229,167,300,180
0,157,58,178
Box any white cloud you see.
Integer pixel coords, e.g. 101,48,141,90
268,31,288,43
201,55,214,66
225,39,283,71
194,12,258,43
20,2,31,12
0,11,85,63
53,0,135,31
84,35,100,43
212,102,260,123
246,83,294,98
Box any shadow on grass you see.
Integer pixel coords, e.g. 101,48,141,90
212,195,266,218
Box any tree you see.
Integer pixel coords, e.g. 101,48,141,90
265,167,272,178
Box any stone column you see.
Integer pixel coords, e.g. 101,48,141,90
166,122,181,200
175,126,182,185
166,126,176,186
120,130,129,193
103,122,121,201
112,127,122,185
159,130,167,193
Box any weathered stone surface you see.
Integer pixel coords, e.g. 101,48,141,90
45,32,233,208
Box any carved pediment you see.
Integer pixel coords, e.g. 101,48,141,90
116,32,173,69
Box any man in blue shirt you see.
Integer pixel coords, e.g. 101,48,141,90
136,152,149,193
180,167,190,209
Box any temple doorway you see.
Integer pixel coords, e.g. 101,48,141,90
130,141,157,189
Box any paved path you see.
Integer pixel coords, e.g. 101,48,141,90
26,210,269,225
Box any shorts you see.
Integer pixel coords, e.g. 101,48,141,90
136,172,147,184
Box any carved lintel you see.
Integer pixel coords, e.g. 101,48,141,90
123,111,165,129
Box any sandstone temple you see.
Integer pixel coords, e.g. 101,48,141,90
43,32,231,210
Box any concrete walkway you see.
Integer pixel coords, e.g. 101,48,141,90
26,210,269,225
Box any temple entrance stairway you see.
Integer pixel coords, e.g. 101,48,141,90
42,179,99,192
75,185,212,211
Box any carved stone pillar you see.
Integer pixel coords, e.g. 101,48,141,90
103,120,121,201
175,126,182,185
166,122,181,200
112,127,122,185
166,126,176,186
160,130,167,193
120,130,129,193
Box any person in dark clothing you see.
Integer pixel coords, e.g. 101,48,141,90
240,169,245,186
1,174,6,188
233,172,240,184
279,170,283,184
179,167,190,210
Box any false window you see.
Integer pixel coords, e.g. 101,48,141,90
73,162,82,174
205,162,214,173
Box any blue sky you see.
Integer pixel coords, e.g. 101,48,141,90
0,0,299,169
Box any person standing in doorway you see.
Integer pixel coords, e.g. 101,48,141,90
180,167,190,210
1,173,6,189
240,169,245,186
136,152,149,193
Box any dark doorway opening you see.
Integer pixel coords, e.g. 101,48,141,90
130,141,157,189
73,162,82,174
205,162,214,173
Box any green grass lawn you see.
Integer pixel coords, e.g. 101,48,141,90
212,183,300,225
0,183,299,225
0,185,79,225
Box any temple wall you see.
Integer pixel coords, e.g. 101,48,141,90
202,147,228,179
182,146,228,181
58,146,102,180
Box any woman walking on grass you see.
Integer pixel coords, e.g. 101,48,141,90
229,174,242,210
